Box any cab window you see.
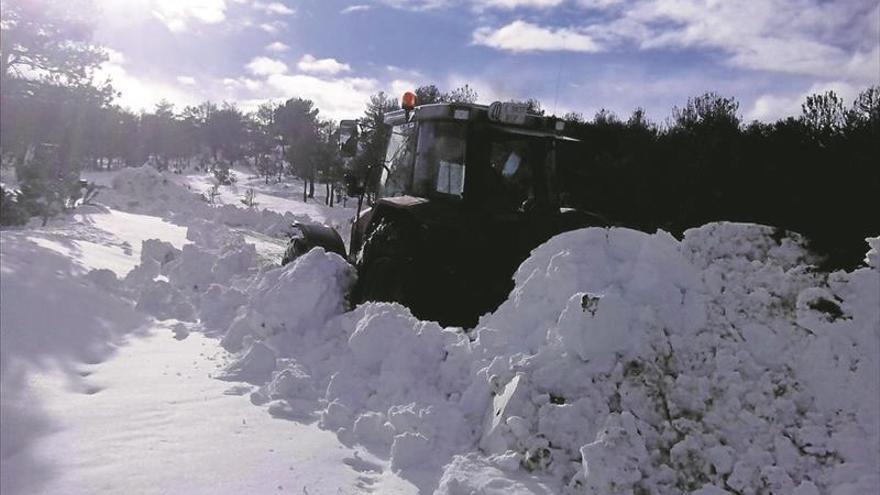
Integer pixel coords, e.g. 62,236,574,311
380,123,415,198
414,121,467,198
489,138,535,209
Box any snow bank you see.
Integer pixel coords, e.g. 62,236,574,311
10,164,876,493
0,236,149,367
113,204,877,494
109,167,204,218
442,224,878,494
0,235,151,477
104,166,311,245
479,228,705,360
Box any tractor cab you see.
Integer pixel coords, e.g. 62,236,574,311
284,93,603,327
376,100,573,213
348,98,580,257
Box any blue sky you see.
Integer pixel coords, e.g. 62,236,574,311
88,0,879,122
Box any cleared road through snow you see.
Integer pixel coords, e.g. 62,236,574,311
17,326,410,495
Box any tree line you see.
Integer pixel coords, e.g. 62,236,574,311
557,88,879,269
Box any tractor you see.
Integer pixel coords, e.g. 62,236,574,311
282,93,607,328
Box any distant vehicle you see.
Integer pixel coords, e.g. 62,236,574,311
283,92,607,327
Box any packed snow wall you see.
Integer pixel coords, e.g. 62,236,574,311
105,167,879,494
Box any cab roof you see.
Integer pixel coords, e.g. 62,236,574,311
384,102,570,137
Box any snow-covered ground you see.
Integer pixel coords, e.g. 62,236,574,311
2,168,415,494
3,166,878,495
12,326,413,495
171,167,356,246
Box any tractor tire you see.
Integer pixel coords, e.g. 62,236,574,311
354,217,419,306
357,256,410,304
281,238,307,266
281,223,346,266
355,216,487,328
357,216,418,262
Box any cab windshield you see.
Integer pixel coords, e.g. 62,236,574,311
414,121,466,198
380,120,467,199
489,137,536,208
380,123,415,197
474,130,554,213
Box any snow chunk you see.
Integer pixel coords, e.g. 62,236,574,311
479,227,704,357
135,280,196,321
198,284,247,335
245,248,355,336
865,236,879,268
390,432,432,471
217,340,276,384
579,412,649,493
435,454,558,495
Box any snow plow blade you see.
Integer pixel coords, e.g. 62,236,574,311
281,222,346,265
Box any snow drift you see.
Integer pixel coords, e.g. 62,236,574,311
105,166,311,240
120,206,877,493
452,224,879,494
73,168,877,494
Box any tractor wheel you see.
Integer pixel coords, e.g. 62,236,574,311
357,256,409,304
355,217,419,306
281,238,306,266
281,223,346,266
357,216,418,262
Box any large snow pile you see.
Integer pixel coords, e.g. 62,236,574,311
104,166,313,240
449,225,879,494
118,213,878,494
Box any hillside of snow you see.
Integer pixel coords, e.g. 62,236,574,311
2,166,878,495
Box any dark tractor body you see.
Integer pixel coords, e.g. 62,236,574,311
285,100,606,328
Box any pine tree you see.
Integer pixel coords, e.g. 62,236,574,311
275,98,321,201
352,92,399,198
0,0,111,224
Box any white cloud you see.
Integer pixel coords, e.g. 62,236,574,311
153,0,227,32
842,45,880,84
265,41,290,52
104,48,126,65
244,79,263,91
259,20,288,33
472,20,602,53
223,77,264,92
583,0,880,85
746,81,864,122
382,0,574,11
177,75,197,85
261,74,378,120
445,74,516,104
747,93,803,123
253,1,295,15
377,0,451,11
576,0,623,9
390,79,418,98
525,64,765,123
472,0,564,9
384,65,427,86
246,56,289,76
341,4,372,14
297,55,352,75
96,54,199,112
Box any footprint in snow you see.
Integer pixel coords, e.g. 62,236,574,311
343,452,383,474
80,384,104,395
355,475,377,493
223,385,253,396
